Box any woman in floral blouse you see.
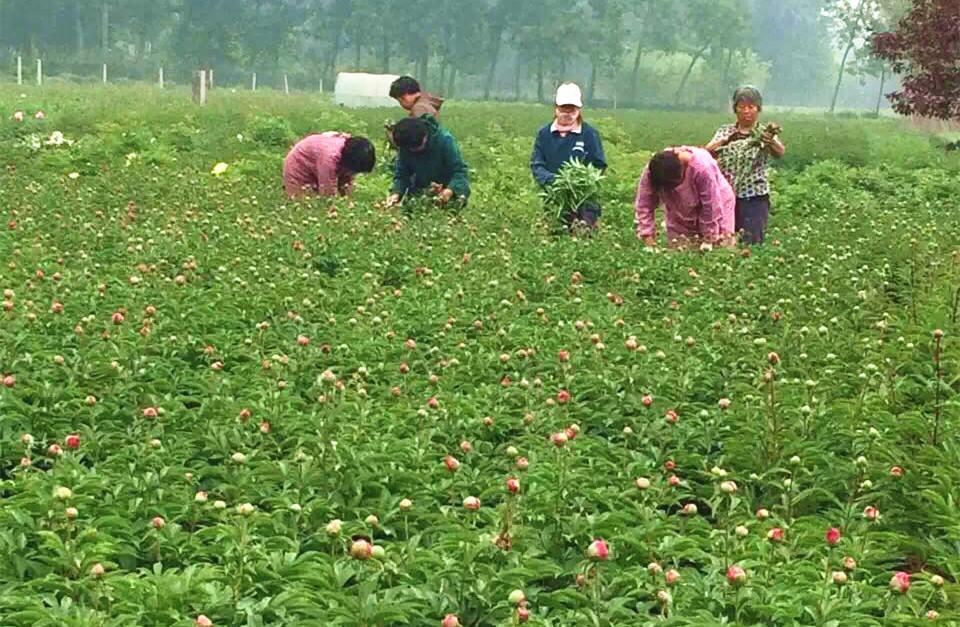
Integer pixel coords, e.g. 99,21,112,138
705,86,786,245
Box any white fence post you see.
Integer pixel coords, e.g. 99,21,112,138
17,56,22,85
199,69,207,105
252,72,257,91
284,74,289,95
102,63,108,84
36,59,42,86
319,78,324,93
159,67,164,89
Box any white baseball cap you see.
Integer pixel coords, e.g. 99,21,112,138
555,83,583,108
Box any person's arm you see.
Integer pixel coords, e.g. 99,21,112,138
693,166,728,243
337,172,355,197
762,129,786,158
441,134,470,202
313,140,341,197
530,131,556,186
634,167,660,246
705,125,735,153
388,151,413,205
589,129,607,172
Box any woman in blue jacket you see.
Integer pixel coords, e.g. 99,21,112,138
531,83,607,230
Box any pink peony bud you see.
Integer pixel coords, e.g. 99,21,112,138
459,440,472,454
843,556,857,571
34,110,45,120
665,569,680,585
556,389,571,404
667,474,681,487
142,407,159,418
768,352,780,365
551,432,568,447
296,335,310,346
444,455,460,472
889,466,904,477
505,477,520,494
111,311,124,325
726,565,747,586
350,539,373,560
90,563,106,578
863,506,879,521
766,527,784,542
516,606,530,623
756,508,770,520
641,394,653,407
718,397,731,410
2,374,15,387
65,433,81,449
427,396,439,409
587,538,609,561
889,571,910,594
558,350,570,362
196,616,213,627
150,516,165,529
47,443,63,456
515,457,530,470
825,527,842,546
463,496,481,511
440,615,460,627
665,409,679,424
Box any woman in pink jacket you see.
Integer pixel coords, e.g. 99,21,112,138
634,147,736,249
283,132,375,198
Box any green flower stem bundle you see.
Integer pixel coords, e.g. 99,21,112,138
539,160,604,220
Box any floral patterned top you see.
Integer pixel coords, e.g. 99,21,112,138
710,124,770,199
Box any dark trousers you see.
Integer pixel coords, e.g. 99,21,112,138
735,195,770,245
561,203,602,230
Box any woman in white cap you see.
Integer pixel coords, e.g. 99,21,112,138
705,86,785,244
531,82,607,230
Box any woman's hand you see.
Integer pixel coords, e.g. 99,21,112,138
761,131,786,158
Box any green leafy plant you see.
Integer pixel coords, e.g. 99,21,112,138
538,159,605,220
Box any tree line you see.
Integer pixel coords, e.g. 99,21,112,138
0,0,925,112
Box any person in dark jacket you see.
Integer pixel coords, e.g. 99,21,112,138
531,82,607,230
385,117,470,208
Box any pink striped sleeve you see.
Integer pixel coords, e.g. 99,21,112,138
692,157,735,240
634,167,660,238
315,139,342,197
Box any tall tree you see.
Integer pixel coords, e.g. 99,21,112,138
826,0,880,113
872,0,959,119
481,0,519,100
582,0,627,105
749,0,834,107
512,0,577,103
626,0,681,104
674,0,748,103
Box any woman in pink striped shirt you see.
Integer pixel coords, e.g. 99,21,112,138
283,132,375,198
634,147,736,249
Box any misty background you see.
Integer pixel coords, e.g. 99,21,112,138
0,0,909,113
